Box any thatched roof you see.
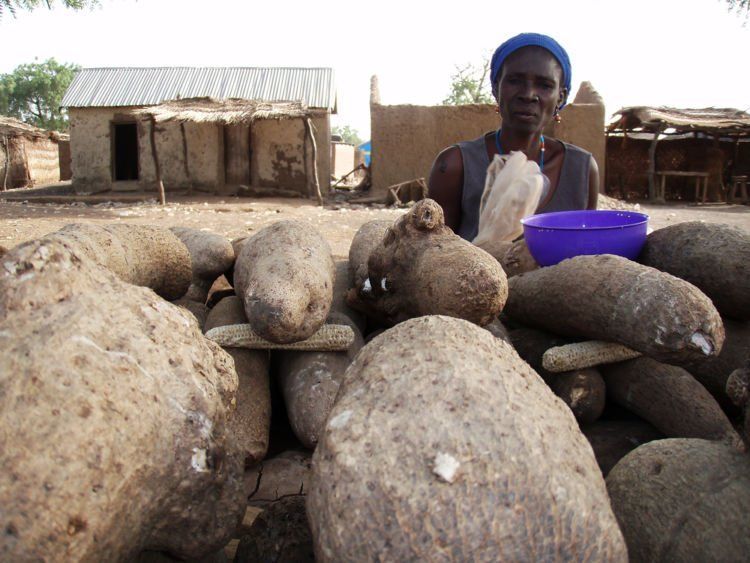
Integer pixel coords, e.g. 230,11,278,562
0,116,68,141
609,106,750,136
133,97,313,124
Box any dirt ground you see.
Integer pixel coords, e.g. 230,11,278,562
0,194,748,258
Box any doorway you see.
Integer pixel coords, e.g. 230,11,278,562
113,122,139,181
224,124,251,186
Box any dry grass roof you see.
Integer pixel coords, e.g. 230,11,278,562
609,106,750,136
134,97,313,124
0,116,68,141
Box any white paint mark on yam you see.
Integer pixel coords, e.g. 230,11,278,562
191,448,208,472
433,452,460,483
690,331,714,356
328,410,353,430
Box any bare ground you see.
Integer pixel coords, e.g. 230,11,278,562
0,195,748,258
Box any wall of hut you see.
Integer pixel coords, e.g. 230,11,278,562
369,101,606,198
606,134,750,202
68,107,331,196
0,135,62,189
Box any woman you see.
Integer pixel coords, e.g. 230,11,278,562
428,33,599,241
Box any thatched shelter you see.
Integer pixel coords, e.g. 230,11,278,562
607,107,750,202
61,67,336,199
0,117,69,190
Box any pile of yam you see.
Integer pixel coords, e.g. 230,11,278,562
2,204,749,560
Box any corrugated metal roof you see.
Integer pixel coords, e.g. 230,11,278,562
61,67,336,111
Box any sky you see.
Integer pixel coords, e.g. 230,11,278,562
2,0,749,138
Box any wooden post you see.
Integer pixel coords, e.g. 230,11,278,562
304,117,323,206
180,122,192,195
1,135,8,191
647,124,664,202
149,116,166,205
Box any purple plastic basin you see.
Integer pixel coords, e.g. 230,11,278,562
520,210,649,267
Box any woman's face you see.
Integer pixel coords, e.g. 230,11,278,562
496,46,567,134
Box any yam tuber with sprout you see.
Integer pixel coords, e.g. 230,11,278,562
505,254,725,366
346,199,507,327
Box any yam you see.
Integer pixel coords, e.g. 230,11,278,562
505,254,725,365
204,296,271,467
347,199,508,327
509,328,606,423
639,221,750,320
246,450,311,508
43,223,192,299
687,317,750,410
347,219,391,290
308,316,626,561
581,419,663,477
171,297,210,330
0,237,245,560
233,220,334,344
170,227,235,303
726,365,750,443
278,312,364,449
234,496,314,563
499,238,539,277
602,357,742,448
606,438,750,562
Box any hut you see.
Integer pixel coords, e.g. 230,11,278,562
607,107,750,203
61,67,337,199
0,116,69,190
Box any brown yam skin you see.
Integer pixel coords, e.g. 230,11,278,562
510,328,606,423
204,296,271,467
234,220,334,344
505,254,725,365
0,238,245,561
170,227,235,303
581,420,663,477
639,221,750,320
348,199,508,327
687,317,750,411
246,450,311,508
308,316,627,562
606,439,750,562
48,223,192,299
347,220,391,289
278,312,364,449
602,357,742,448
234,496,314,563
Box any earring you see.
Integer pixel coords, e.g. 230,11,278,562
553,107,562,123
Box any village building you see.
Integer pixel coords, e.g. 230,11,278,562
61,67,336,199
606,107,750,203
0,116,70,190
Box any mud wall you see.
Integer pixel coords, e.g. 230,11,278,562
370,101,606,198
69,108,331,196
58,139,72,181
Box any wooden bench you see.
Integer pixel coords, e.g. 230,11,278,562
729,175,749,204
656,170,709,204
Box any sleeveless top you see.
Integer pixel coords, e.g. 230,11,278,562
455,134,591,241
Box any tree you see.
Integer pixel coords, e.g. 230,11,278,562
442,60,494,106
0,59,80,131
332,125,363,146
725,0,750,12
0,0,97,19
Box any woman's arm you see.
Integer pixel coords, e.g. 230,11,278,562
587,155,600,210
427,145,465,232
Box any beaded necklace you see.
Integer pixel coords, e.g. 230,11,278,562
494,129,545,171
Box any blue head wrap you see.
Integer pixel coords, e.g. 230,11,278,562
489,33,572,108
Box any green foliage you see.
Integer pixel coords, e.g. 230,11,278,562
332,125,363,146
0,0,98,19
0,59,80,131
442,60,494,106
